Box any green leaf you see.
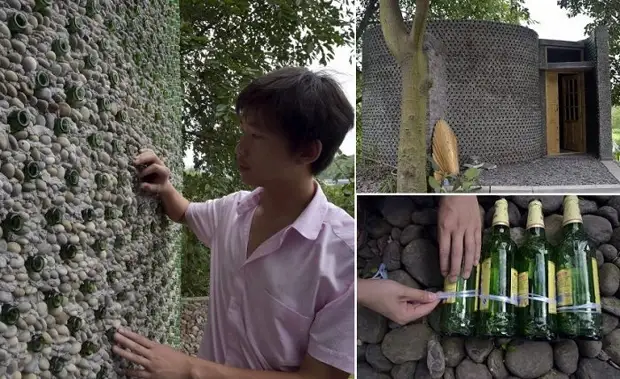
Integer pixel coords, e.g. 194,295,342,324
464,167,480,180
428,176,441,190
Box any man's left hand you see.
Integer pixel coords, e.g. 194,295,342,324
112,327,194,379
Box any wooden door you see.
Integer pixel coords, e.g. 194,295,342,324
560,73,586,152
546,72,559,155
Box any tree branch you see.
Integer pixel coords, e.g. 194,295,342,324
356,0,380,41
410,0,431,50
380,0,409,59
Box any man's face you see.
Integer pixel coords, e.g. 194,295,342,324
235,112,305,187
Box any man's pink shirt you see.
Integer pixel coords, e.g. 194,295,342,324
184,183,355,374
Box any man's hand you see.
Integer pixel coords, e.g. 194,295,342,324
134,149,173,194
437,196,482,283
112,327,192,379
357,279,440,325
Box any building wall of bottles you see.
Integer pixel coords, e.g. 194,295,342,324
0,0,183,377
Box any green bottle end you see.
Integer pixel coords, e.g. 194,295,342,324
94,239,107,252
49,356,64,374
95,173,109,188
52,38,70,56
46,292,63,309
25,161,40,180
94,305,105,319
45,207,62,225
9,109,30,133
35,71,50,88
88,132,103,147
35,0,52,9
80,280,96,294
26,255,45,273
54,117,71,135
8,12,28,33
1,305,20,325
80,341,98,356
28,335,44,352
86,0,101,16
117,110,129,123
5,213,24,233
86,54,98,68
65,169,79,186
67,316,83,334
60,244,77,260
67,85,85,104
81,208,94,222
96,366,107,379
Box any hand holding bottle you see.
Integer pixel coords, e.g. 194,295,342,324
357,279,440,325
438,195,482,282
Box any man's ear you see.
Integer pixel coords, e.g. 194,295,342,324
297,140,322,165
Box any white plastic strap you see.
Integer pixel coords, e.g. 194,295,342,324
436,290,478,299
518,293,555,304
478,294,518,306
557,302,601,313
370,264,388,280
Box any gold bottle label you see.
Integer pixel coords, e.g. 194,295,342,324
444,277,456,304
548,261,557,314
518,272,529,307
592,257,601,306
511,268,518,305
492,199,509,227
474,264,480,311
563,195,583,226
480,258,491,311
557,268,573,306
526,200,544,229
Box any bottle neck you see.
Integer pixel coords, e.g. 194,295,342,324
526,226,546,238
492,223,510,234
563,220,584,235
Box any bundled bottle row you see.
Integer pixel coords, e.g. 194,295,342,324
440,195,602,341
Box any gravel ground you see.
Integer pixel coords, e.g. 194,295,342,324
358,195,620,379
480,156,620,186
180,297,208,356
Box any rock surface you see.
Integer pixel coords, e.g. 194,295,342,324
358,196,620,379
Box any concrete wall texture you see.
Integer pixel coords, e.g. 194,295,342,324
361,19,612,169
0,1,183,378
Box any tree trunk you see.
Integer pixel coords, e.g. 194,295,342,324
380,0,431,193
398,50,429,192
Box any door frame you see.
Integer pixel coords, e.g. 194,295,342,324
545,70,587,155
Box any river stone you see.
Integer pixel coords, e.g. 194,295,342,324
544,214,564,246
602,313,619,335
577,340,603,358
510,227,525,247
583,215,613,245
602,297,620,317
597,206,620,228
504,340,553,379
609,228,620,251
381,196,414,228
358,306,388,344
608,197,620,216
579,198,599,214
597,249,605,267
512,196,563,214
486,348,509,379
464,337,494,363
367,217,392,238
412,208,437,225
539,369,569,379
358,363,391,379
455,359,492,379
443,367,455,379
600,244,619,263
388,270,421,289
381,323,434,364
401,239,442,288
427,339,445,378
382,241,402,271
442,337,465,368
600,263,620,296
391,361,417,379
365,343,393,373
554,340,579,374
400,225,424,245
575,358,620,378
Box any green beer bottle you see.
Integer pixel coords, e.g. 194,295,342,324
556,195,602,340
477,198,518,337
440,261,480,337
516,199,557,340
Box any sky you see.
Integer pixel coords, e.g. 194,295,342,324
522,0,593,40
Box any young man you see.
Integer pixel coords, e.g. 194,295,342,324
112,67,355,379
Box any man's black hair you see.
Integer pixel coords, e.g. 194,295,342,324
235,66,354,175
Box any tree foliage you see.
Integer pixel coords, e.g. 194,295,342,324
558,0,620,106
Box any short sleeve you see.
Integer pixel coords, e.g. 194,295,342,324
306,281,355,374
184,193,237,248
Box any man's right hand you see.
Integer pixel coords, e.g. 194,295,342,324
133,149,172,195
